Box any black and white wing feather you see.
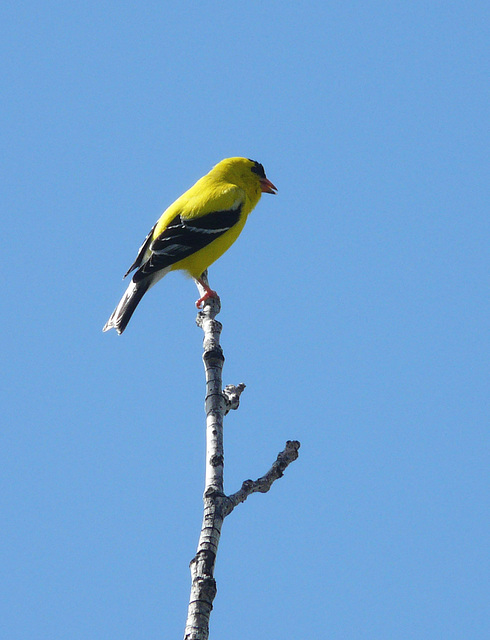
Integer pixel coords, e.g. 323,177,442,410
123,221,158,279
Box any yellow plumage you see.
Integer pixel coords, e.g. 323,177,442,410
103,157,276,334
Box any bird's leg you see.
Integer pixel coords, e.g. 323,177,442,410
195,276,219,309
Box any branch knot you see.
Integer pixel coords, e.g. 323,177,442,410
209,453,224,467
202,347,224,364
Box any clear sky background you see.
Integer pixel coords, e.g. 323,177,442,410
1,2,488,639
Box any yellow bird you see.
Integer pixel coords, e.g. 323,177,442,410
103,157,277,334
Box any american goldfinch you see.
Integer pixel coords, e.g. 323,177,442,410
103,157,277,334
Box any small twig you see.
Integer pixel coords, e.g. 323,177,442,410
223,440,301,517
223,383,246,414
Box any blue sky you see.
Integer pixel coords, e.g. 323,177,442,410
1,2,488,638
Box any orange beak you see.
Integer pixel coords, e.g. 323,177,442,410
260,177,277,194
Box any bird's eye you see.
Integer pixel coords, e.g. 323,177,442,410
249,160,266,179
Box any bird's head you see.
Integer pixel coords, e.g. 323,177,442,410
211,157,277,201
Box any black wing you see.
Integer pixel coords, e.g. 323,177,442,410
132,206,242,282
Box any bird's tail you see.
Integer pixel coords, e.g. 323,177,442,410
102,278,151,335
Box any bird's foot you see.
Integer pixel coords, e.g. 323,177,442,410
195,287,219,309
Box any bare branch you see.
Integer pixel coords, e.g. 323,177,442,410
223,440,301,517
184,292,225,640
183,280,300,640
